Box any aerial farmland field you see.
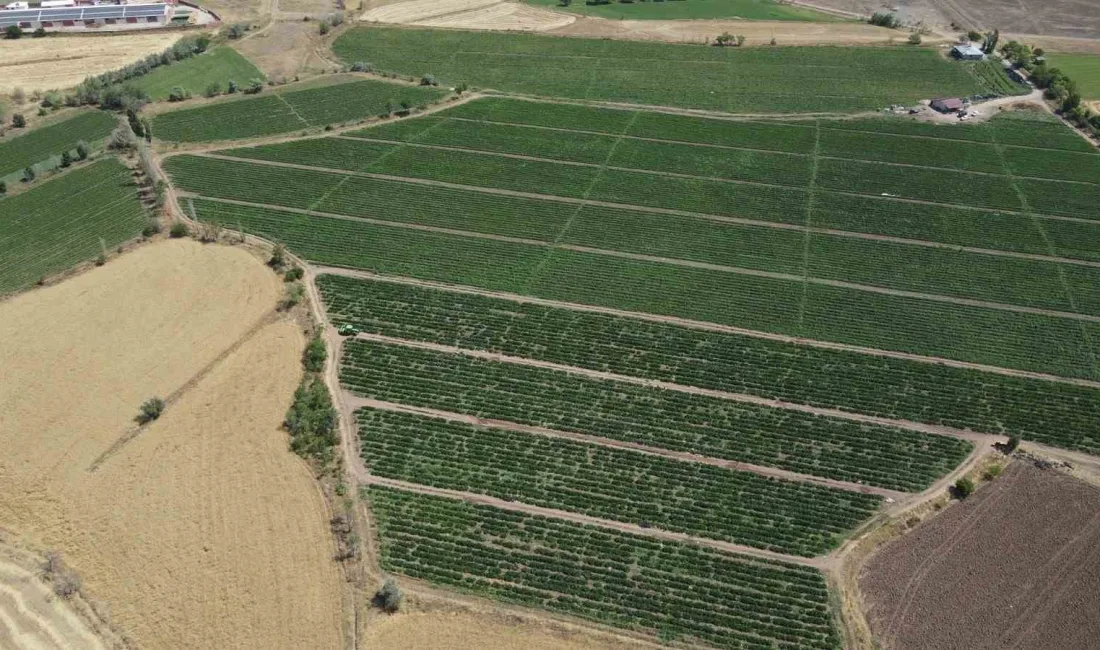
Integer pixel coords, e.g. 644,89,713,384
0,110,117,181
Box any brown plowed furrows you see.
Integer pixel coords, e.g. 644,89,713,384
362,475,827,569
345,395,903,499
349,331,986,445
860,462,1100,650
318,266,1100,391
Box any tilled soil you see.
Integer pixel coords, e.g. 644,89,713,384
860,462,1100,650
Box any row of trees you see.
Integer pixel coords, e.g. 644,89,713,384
1001,40,1100,135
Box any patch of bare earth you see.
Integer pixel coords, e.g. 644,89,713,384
859,461,1100,650
360,0,574,31
0,239,344,650
552,16,933,45
0,33,184,94
233,21,335,80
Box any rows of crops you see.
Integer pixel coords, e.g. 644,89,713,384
357,408,881,555
152,77,447,142
333,28,985,114
0,158,146,294
131,47,265,101
342,338,971,490
188,199,1100,380
0,110,116,179
371,486,841,649
320,275,1100,454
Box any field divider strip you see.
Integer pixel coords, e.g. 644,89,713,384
346,395,905,499
183,192,1100,324
316,266,1100,390
348,331,992,444
797,121,821,331
191,152,1100,265
360,475,828,568
273,93,313,130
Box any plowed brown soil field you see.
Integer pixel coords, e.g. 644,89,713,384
0,239,344,649
860,462,1100,650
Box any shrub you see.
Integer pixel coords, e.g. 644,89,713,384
284,376,338,460
42,553,81,599
420,74,437,86
11,113,25,128
245,78,264,94
350,61,373,72
95,252,106,266
33,26,46,38
319,21,330,35
908,32,922,45
869,12,901,28
108,126,137,151
0,180,6,194
168,86,192,102
23,166,35,182
1006,435,1021,452
137,397,165,424
303,334,326,372
373,579,403,613
280,283,305,310
227,79,239,94
169,222,189,238
269,243,286,268
953,477,975,499
40,91,61,108
284,266,304,282
142,219,162,237
75,140,89,160
983,464,1003,480
204,82,222,98
5,25,22,39
226,23,248,39
967,30,982,41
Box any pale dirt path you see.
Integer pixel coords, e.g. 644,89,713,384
344,395,904,498
362,475,829,569
316,266,1100,390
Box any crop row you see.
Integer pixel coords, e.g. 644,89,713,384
185,197,1100,379
152,78,447,142
333,27,984,114
370,486,842,649
0,158,147,294
0,110,116,179
341,339,971,491
319,275,1100,454
356,408,882,556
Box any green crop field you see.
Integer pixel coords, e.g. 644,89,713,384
0,110,117,181
523,0,838,21
131,47,265,101
1043,53,1100,98
0,158,146,295
151,77,447,142
332,28,987,113
370,487,843,649
357,408,881,555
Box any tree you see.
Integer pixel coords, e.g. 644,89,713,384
168,86,191,102
108,126,136,151
23,166,35,182
303,334,326,372
384,98,397,116
269,243,286,268
908,32,922,45
227,79,239,94
966,30,982,42
11,113,25,128
245,78,264,94
75,140,89,160
869,12,901,29
421,73,437,86
982,29,1000,55
60,150,72,168
0,180,6,195
559,0,571,5
169,222,190,238
5,25,22,39
33,26,46,37
137,397,165,423
226,23,248,39
204,82,222,98
953,477,975,499
1006,436,1021,452
141,118,152,143
319,21,330,35
373,579,403,613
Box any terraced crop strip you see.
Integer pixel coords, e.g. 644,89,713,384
319,275,1100,455
131,47,265,102
0,110,117,179
0,158,146,294
342,338,971,491
152,78,448,142
370,486,842,650
332,28,986,113
357,408,882,555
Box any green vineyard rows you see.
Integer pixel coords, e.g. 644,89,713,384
370,486,842,649
341,339,971,491
319,276,1100,455
152,78,447,142
0,158,147,294
0,110,117,180
356,408,882,556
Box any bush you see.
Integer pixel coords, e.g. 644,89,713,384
204,82,222,98
227,79,239,94
11,113,25,128
284,376,338,460
33,26,46,38
269,243,286,268
319,21,330,35
142,219,162,237
168,86,192,102
136,397,165,424
0,180,6,195
967,30,982,41
373,579,403,613
908,32,922,45
42,553,81,599
869,12,901,28
953,477,975,499
350,61,373,73
169,222,189,238
284,266,304,282
23,166,35,182
1005,435,1021,452
226,23,248,39
245,78,265,94
280,283,305,310
420,74,437,86
303,334,326,372
60,150,73,168
983,464,1003,481
6,25,22,39
75,140,89,160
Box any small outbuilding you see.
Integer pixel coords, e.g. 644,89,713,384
931,97,965,113
951,44,986,61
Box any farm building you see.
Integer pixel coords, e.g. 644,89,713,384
951,44,986,61
931,97,965,113
0,2,171,31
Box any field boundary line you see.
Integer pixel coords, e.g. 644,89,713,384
361,475,828,568
190,151,1100,264
273,93,313,130
346,395,904,498
797,121,821,331
348,331,993,445
181,192,1100,324
315,267,1100,389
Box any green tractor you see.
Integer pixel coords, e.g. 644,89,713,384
337,323,360,337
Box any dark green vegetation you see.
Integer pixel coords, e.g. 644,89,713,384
284,375,339,463
320,276,1100,455
332,28,986,113
370,486,842,649
357,408,881,555
523,0,836,21
0,158,146,294
130,47,264,101
151,78,447,142
343,339,971,491
1043,53,1100,99
0,111,116,180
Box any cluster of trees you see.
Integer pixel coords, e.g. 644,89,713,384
869,12,901,29
1001,40,1100,134
713,32,746,47
317,12,343,36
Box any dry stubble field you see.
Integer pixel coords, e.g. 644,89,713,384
860,462,1100,650
0,239,344,649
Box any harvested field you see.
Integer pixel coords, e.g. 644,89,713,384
552,16,915,45
231,21,333,80
860,462,1100,650
415,3,575,32
0,33,183,94
362,610,647,649
0,548,108,650
0,240,343,650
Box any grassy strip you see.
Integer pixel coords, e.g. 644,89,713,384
131,47,265,101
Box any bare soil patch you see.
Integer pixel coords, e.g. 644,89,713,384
232,21,335,80
0,239,344,650
0,33,184,94
860,461,1100,650
360,0,574,31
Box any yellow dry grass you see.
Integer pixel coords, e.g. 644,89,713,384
0,552,107,650
0,33,183,94
0,239,343,650
362,610,647,649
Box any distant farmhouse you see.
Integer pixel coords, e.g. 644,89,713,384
952,44,986,61
0,0,174,32
931,97,966,113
